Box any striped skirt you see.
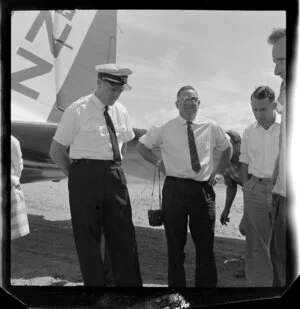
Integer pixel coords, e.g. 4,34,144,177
11,184,30,240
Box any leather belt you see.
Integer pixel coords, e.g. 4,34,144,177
166,176,208,184
72,159,118,165
251,175,273,184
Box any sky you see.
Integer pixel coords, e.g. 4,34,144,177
116,10,286,136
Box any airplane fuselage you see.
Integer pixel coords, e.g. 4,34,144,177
12,120,148,183
11,120,66,183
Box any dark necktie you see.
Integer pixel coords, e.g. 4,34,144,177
187,121,201,172
104,106,121,162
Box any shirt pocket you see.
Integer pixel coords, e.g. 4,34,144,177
80,122,107,140
114,123,127,138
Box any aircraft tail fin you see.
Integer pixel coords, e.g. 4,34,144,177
11,10,117,124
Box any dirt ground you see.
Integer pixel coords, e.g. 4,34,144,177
10,177,248,288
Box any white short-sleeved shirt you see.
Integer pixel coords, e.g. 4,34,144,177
53,92,135,160
239,113,281,179
139,115,230,181
11,135,23,184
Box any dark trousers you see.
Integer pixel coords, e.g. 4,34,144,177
162,176,217,287
100,229,115,286
68,159,142,286
270,193,286,287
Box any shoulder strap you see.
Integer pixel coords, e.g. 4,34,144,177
150,165,162,210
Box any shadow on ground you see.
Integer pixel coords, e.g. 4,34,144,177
10,214,247,287
7,214,289,308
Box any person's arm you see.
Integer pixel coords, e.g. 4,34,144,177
272,113,283,185
136,142,165,174
49,140,71,176
50,105,76,176
272,155,279,185
240,163,249,186
121,143,127,157
239,128,250,186
11,136,23,185
11,136,23,178
208,145,231,186
220,181,237,225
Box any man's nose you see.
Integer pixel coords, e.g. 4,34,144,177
256,111,263,119
274,63,281,76
257,115,264,122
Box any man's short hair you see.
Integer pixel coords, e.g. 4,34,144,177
226,130,241,144
177,85,197,98
267,28,286,45
251,85,275,102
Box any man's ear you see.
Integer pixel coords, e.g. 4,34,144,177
175,100,180,109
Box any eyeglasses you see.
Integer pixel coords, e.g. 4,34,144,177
177,97,199,103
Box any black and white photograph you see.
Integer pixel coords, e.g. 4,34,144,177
1,3,299,308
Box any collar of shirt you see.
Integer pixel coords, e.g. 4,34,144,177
254,112,281,130
91,91,107,112
177,115,205,125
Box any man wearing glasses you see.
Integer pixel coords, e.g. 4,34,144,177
50,63,142,286
137,85,231,287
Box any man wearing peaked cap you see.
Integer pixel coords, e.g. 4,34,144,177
50,63,142,286
95,63,132,91
95,63,133,75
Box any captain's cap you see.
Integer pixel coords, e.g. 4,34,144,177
95,63,132,91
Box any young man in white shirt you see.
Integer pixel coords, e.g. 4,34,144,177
240,85,281,287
